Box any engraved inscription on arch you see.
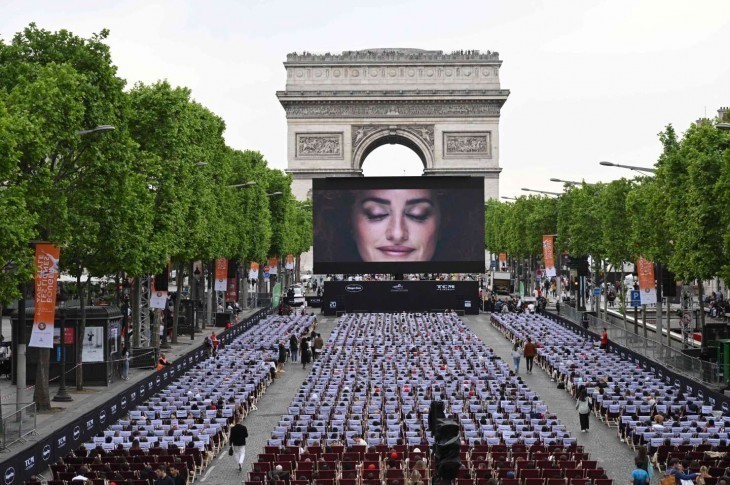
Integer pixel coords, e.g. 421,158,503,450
443,132,491,158
296,133,343,159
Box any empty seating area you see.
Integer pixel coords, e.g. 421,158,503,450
43,313,316,485
247,312,611,484
491,313,730,475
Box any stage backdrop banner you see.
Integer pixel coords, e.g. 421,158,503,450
29,244,61,348
542,236,556,277
323,280,479,315
215,258,228,291
637,257,657,305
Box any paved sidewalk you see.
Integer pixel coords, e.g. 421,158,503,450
0,308,260,465
466,313,634,481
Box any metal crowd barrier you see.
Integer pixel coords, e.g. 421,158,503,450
0,403,37,449
559,307,723,388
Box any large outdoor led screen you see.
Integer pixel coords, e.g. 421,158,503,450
313,177,485,274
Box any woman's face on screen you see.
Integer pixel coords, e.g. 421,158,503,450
351,189,441,262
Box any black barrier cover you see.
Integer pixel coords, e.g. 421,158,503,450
305,296,323,308
323,280,479,316
0,307,271,484
543,312,730,415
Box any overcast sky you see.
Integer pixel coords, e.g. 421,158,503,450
3,0,730,198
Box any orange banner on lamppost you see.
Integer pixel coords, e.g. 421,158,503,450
636,257,657,305
543,235,556,277
29,244,61,348
214,258,228,291
249,262,259,280
285,254,295,270
268,257,278,275
498,252,507,271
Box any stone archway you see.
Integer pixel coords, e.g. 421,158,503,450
352,125,433,171
277,48,509,201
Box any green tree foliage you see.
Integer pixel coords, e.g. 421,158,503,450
655,122,729,282
599,178,634,267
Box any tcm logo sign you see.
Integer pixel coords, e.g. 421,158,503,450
110,404,118,415
345,284,363,293
57,435,67,449
130,392,136,402
24,456,34,471
436,284,456,291
86,418,94,431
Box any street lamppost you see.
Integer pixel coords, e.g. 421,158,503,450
521,188,562,196
599,161,656,175
53,303,72,402
599,160,663,341
549,178,594,187
75,125,115,136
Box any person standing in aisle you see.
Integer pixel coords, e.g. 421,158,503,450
511,343,521,373
229,416,249,471
576,390,592,432
289,333,299,363
523,337,537,373
300,337,311,370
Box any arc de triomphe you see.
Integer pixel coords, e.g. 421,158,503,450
277,49,509,201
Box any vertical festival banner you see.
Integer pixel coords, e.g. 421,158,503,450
637,257,657,305
542,235,556,277
285,254,295,271
226,278,237,302
150,277,168,309
498,252,508,271
248,262,259,280
214,258,228,291
29,244,61,348
268,257,278,275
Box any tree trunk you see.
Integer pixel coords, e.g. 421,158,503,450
603,260,608,321
171,261,183,344
242,261,249,310
75,273,87,391
697,279,705,334
131,277,140,347
621,266,627,330
33,348,51,410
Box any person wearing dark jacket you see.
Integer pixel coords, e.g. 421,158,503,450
276,341,287,373
301,337,311,369
229,416,249,471
664,459,698,484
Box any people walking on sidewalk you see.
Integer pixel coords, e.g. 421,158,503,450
576,390,592,432
229,416,249,471
600,327,609,351
511,343,521,373
289,333,299,362
523,337,537,373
